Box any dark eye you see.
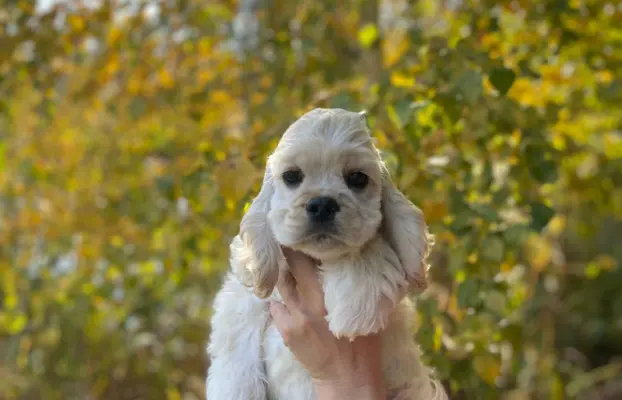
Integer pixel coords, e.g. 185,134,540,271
345,171,369,189
282,169,304,187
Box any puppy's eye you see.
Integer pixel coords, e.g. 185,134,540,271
345,171,369,189
282,169,304,187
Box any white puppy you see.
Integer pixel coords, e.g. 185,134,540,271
206,108,448,400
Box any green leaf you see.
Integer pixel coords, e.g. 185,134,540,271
449,244,468,274
457,279,479,308
451,212,473,235
530,202,555,232
530,160,559,183
504,224,530,246
471,203,499,222
358,24,378,48
329,91,353,109
452,69,483,105
386,99,412,129
481,236,505,262
485,290,507,315
449,187,469,213
489,67,516,95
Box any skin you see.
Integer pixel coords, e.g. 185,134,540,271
269,247,387,400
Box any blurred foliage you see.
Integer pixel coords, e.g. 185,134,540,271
1,0,621,399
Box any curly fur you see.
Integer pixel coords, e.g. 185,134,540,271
206,108,448,400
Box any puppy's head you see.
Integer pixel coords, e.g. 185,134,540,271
234,108,432,298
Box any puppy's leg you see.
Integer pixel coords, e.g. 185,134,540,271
380,300,448,400
206,273,270,400
322,236,409,339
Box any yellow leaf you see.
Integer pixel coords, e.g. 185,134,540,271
167,388,181,400
433,323,443,351
81,282,95,295
596,70,613,84
455,270,466,284
8,313,28,335
390,72,416,88
422,199,448,224
105,266,122,282
110,235,124,247
198,37,213,56
199,69,215,85
260,75,273,89
595,254,617,271
547,215,567,237
524,234,552,272
128,76,142,95
447,294,464,322
5,295,17,310
251,92,267,106
158,68,174,88
474,353,501,385
214,157,260,201
382,29,409,68
107,27,122,45
151,228,166,251
358,24,378,48
603,133,622,160
68,15,86,32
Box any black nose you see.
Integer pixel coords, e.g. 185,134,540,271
306,196,340,223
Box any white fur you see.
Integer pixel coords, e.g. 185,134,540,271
206,108,448,400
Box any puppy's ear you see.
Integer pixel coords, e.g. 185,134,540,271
231,164,283,298
380,164,433,292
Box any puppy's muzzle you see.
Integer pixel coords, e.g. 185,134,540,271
306,196,340,225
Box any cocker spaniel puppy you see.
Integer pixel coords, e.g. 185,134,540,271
206,108,447,400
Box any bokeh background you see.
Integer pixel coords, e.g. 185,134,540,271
1,0,621,399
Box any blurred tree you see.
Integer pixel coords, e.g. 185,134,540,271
0,0,621,399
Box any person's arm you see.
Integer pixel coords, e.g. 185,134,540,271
314,383,384,400
313,369,386,400
268,248,387,400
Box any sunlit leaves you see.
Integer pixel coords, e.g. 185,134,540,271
1,0,621,398
473,353,501,386
358,23,379,48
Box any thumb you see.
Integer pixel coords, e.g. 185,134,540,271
269,300,291,328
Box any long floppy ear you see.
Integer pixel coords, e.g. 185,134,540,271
230,164,283,298
380,164,433,292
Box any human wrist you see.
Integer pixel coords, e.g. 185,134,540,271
313,381,385,400
312,373,385,400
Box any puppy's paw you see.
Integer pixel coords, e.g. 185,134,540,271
325,294,393,340
321,236,408,340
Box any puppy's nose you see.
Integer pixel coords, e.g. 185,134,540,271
306,196,340,223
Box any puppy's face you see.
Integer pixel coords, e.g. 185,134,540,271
234,108,430,299
266,110,382,260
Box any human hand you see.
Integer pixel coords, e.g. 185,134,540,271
268,247,386,400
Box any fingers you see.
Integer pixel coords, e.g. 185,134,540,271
281,247,325,312
276,264,300,309
269,300,295,346
269,300,303,348
269,300,290,326
282,247,317,283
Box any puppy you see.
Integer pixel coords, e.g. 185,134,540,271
206,108,447,400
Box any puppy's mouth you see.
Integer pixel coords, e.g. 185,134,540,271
311,232,335,242
301,229,343,245
306,224,340,239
